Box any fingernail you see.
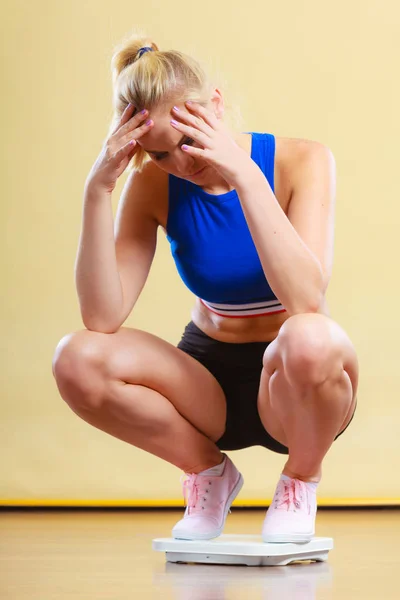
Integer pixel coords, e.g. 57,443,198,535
173,106,180,112
171,119,178,125
141,109,147,115
145,119,152,126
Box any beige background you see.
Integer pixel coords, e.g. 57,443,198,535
2,0,399,506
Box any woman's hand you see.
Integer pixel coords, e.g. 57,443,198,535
170,102,254,187
85,105,154,195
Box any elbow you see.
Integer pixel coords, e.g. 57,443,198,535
84,323,121,335
81,313,123,335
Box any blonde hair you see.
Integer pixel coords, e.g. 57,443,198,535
108,32,216,172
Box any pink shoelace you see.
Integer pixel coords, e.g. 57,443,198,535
274,478,310,513
181,473,213,515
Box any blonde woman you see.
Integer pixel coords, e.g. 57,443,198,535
53,35,358,543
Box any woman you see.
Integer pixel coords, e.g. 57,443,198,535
52,35,359,544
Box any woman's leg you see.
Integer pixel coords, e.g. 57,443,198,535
52,327,228,474
257,313,358,542
257,313,358,481
52,326,243,540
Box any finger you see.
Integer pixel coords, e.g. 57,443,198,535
171,106,213,136
119,119,154,147
181,143,205,158
127,140,138,162
117,108,149,138
170,119,210,148
185,101,219,129
110,104,136,135
113,138,137,162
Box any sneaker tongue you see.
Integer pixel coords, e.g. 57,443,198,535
183,473,220,516
182,474,210,511
276,479,306,511
182,474,199,509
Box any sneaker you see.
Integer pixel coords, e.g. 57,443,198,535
262,476,317,543
172,455,244,540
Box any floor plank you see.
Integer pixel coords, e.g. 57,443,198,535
0,509,398,599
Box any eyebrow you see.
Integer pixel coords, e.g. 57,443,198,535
142,134,187,154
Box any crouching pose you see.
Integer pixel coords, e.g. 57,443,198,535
53,35,358,543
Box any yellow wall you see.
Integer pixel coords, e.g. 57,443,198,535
2,0,400,506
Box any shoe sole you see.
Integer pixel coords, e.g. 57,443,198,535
173,472,244,541
262,532,314,544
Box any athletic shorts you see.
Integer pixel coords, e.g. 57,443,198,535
177,321,355,454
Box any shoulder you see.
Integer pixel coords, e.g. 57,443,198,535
274,136,336,194
124,160,168,225
126,159,168,195
275,135,334,164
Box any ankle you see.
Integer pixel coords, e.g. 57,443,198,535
282,463,322,483
183,453,225,475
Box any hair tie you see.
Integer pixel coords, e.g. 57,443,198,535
137,46,154,59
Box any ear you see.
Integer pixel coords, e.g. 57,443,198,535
209,88,225,119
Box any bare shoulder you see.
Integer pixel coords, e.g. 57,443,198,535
275,135,333,161
121,160,168,226
275,136,335,183
273,136,335,209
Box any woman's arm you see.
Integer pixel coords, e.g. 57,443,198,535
169,102,336,317
76,166,160,333
234,141,336,316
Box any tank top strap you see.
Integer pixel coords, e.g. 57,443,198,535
250,132,275,193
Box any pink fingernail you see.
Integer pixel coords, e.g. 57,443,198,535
146,119,152,125
171,119,178,125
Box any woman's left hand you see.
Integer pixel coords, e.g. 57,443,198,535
170,102,254,186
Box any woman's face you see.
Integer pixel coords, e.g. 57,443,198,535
137,101,214,182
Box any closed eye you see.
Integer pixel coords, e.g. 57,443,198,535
152,137,194,161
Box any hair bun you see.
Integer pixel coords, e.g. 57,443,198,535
111,34,159,81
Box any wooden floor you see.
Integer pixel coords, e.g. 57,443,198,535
1,508,398,599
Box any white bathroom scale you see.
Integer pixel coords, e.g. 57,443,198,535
153,535,334,566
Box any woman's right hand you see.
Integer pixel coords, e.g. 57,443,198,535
85,105,154,194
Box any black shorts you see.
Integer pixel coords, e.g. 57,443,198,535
177,321,288,453
177,321,355,454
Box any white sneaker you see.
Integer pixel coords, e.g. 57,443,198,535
172,455,244,541
262,476,317,543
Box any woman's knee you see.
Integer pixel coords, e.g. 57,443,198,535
52,330,110,409
268,314,343,387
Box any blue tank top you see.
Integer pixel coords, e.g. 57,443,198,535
166,132,285,318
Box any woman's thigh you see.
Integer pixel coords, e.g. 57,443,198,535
53,326,227,443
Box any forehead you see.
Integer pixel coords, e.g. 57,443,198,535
138,108,184,151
